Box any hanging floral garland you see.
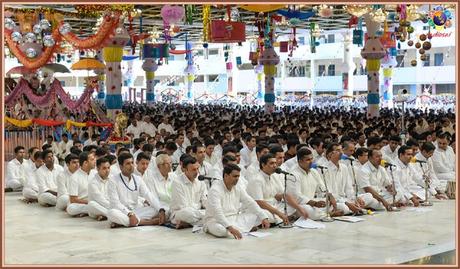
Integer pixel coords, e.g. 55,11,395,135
58,13,120,50
4,26,61,70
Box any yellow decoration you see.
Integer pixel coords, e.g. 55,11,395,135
5,117,33,128
71,58,106,70
239,5,285,13
202,5,211,43
257,73,263,80
146,71,155,80
98,74,106,81
366,59,381,72
383,68,393,77
102,47,123,62
272,42,280,47
66,120,87,130
187,74,195,81
264,65,276,76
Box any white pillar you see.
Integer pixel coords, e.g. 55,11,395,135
310,57,315,108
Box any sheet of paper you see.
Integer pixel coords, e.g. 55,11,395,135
244,231,272,238
133,226,160,231
405,207,433,213
333,216,365,223
293,218,326,229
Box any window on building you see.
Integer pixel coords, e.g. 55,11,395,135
209,49,219,55
196,50,204,56
298,36,305,45
423,54,430,66
208,74,219,82
318,65,326,76
435,84,455,94
434,53,443,66
327,34,335,43
327,65,335,76
194,75,204,83
396,55,405,67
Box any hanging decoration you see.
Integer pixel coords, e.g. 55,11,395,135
352,18,364,46
161,5,185,44
427,5,453,31
5,116,112,129
277,8,316,20
317,5,334,18
309,23,321,53
239,5,285,13
344,5,373,17
142,44,159,106
185,5,196,25
202,5,211,59
5,78,96,112
183,33,196,102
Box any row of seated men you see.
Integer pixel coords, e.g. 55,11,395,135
5,137,452,239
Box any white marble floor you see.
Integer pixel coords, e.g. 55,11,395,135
4,192,456,265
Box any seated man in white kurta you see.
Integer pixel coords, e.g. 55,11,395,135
411,142,448,199
204,164,270,239
192,144,219,189
246,153,308,225
356,149,405,211
245,144,270,179
56,154,80,211
67,152,97,217
322,143,366,215
22,151,43,203
393,145,426,206
143,154,176,216
214,155,248,190
5,146,27,192
107,153,166,228
287,148,344,220
170,156,208,229
87,157,111,221
431,133,456,181
36,150,64,206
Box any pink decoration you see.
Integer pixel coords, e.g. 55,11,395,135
161,5,185,25
5,78,94,112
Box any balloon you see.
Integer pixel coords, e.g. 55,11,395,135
419,34,427,41
11,31,22,42
43,35,55,47
161,5,185,25
59,23,72,35
33,24,42,34
407,40,414,46
24,32,36,43
432,11,447,26
40,19,51,30
5,18,15,30
26,48,37,58
422,41,431,51
410,59,417,66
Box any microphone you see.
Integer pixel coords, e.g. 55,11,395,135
311,163,328,170
380,160,396,167
198,175,218,181
341,155,355,162
275,168,294,176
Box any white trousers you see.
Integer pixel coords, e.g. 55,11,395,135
171,208,205,225
22,187,38,200
204,212,260,238
38,193,57,206
87,201,108,218
67,203,88,216
6,179,23,190
436,172,456,182
108,206,159,227
56,195,69,211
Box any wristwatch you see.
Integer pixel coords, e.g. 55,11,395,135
127,212,134,217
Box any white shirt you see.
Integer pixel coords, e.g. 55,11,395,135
58,140,73,158
6,158,26,186
431,146,456,179
411,152,442,195
170,173,208,214
126,124,143,138
381,144,400,164
288,164,325,204
284,157,298,170
43,141,60,156
246,170,283,205
68,168,96,200
24,164,42,192
56,167,75,197
157,123,175,134
204,180,266,228
110,163,121,178
240,147,257,168
36,164,64,194
323,161,355,203
144,167,176,208
107,173,161,215
393,158,423,200
142,123,157,137
356,161,391,195
88,173,110,208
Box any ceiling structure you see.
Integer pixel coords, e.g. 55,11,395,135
4,4,403,43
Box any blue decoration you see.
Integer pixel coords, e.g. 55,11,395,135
264,93,276,103
122,55,139,61
277,9,315,20
353,29,363,46
105,94,123,109
367,93,380,105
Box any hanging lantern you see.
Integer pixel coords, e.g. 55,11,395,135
353,29,363,46
5,18,15,30
422,41,431,51
410,59,417,66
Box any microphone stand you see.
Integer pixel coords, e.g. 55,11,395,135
348,159,358,202
419,162,433,206
279,173,293,228
388,165,401,212
318,166,334,222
